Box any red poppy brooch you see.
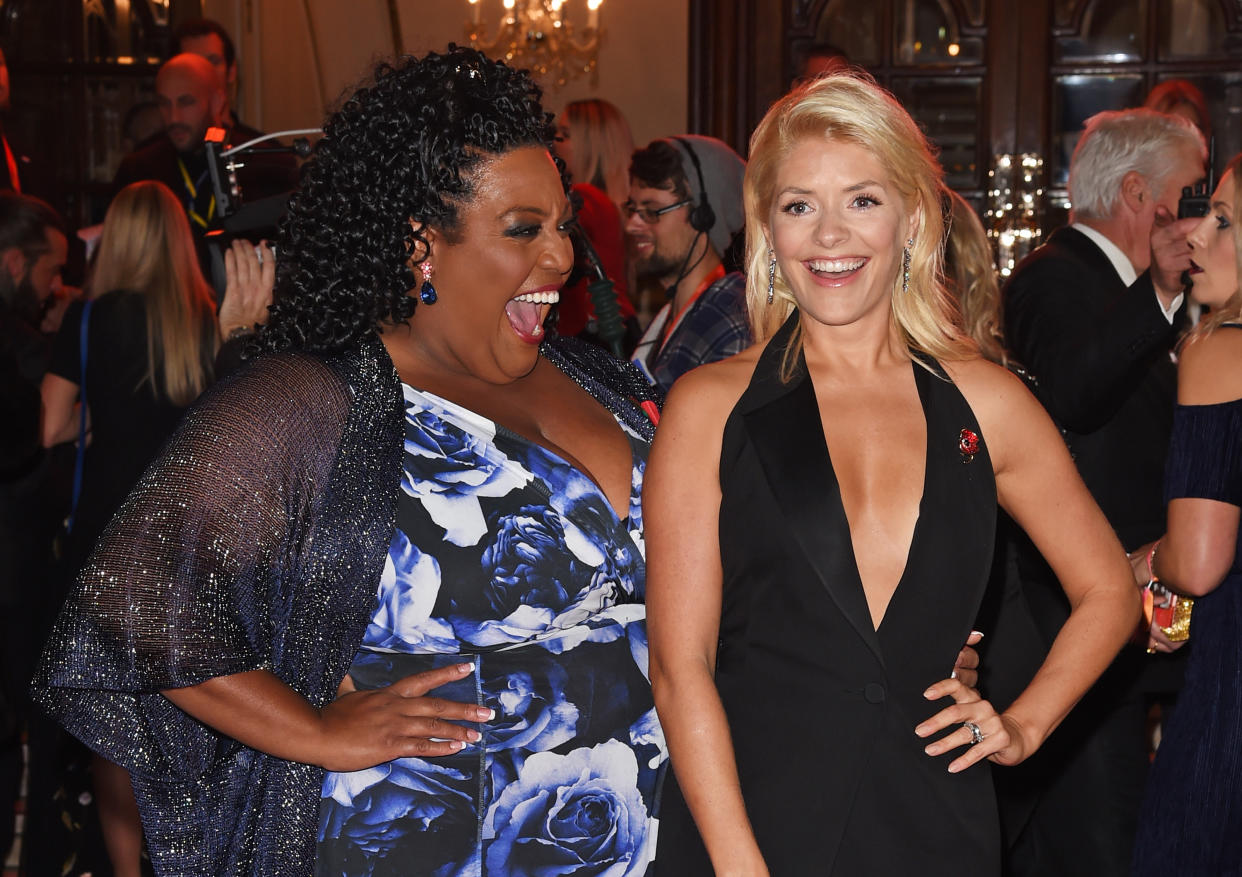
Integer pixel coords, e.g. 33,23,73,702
959,428,979,464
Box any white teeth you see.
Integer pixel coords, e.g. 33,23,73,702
511,290,561,304
808,258,866,273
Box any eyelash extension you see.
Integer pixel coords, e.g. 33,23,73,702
1217,214,1231,230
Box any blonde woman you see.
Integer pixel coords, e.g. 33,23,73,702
645,73,1139,875
1131,154,1242,875
556,98,635,209
943,188,1007,364
42,181,221,569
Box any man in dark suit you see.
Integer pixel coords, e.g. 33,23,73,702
997,108,1206,877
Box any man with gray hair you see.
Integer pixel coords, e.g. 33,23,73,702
995,109,1206,877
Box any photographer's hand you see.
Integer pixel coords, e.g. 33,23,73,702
219,239,275,338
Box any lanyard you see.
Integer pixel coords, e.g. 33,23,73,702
2,136,19,194
177,157,215,229
658,263,726,354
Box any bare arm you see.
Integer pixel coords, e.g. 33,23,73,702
645,364,768,876
1149,330,1242,597
40,372,81,447
953,361,1141,761
162,663,491,772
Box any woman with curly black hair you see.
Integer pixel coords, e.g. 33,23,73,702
34,46,663,877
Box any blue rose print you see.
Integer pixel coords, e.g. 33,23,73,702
319,387,661,875
319,758,477,877
452,506,590,647
401,389,530,547
481,662,579,753
363,528,457,654
482,741,652,877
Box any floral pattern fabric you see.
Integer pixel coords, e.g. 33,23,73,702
316,385,664,877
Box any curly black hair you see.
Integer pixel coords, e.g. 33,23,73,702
262,45,562,353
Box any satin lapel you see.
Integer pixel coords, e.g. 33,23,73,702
742,370,885,664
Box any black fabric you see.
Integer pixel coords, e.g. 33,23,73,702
47,292,197,573
997,225,1182,876
1134,396,1242,875
655,314,1001,875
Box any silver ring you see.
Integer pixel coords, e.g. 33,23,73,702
963,721,984,745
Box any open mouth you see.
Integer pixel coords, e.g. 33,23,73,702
504,289,560,344
806,257,868,282
1188,259,1204,275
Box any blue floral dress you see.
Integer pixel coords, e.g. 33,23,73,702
316,384,664,877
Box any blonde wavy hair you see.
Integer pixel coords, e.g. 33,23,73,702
560,99,635,207
943,188,1006,365
91,181,218,405
1183,152,1242,346
744,72,975,376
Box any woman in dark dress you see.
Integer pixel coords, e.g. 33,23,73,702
644,72,1141,875
1131,154,1242,876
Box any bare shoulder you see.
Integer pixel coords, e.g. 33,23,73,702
653,342,764,467
940,356,1042,421
663,343,762,426
1178,327,1242,406
940,356,1058,472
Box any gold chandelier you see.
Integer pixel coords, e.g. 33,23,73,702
465,0,605,87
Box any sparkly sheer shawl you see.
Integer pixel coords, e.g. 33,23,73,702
32,334,406,876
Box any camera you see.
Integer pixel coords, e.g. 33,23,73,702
1178,180,1211,219
1178,135,1216,220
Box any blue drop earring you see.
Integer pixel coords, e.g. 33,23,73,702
418,260,437,305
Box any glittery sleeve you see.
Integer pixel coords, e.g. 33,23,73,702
32,351,352,780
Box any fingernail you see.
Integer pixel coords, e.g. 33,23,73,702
467,729,482,742
947,762,962,774
450,740,465,750
915,725,929,737
950,670,958,680
458,662,475,674
970,630,985,639
476,707,495,721
923,687,936,698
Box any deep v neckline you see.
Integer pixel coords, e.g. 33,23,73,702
399,383,640,526
809,358,933,633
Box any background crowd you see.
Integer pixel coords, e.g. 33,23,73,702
0,11,1240,877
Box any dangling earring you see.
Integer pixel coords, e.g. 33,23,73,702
901,239,912,294
766,248,777,305
418,260,437,305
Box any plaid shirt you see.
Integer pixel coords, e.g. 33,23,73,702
634,271,750,392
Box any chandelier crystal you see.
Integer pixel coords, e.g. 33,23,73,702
465,0,605,87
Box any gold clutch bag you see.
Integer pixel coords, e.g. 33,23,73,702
1154,594,1194,642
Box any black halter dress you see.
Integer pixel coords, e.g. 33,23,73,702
656,315,1002,875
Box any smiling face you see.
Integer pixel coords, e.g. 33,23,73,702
623,180,697,285
764,136,918,332
409,145,573,384
1186,169,1238,309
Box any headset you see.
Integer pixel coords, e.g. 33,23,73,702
672,136,716,233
